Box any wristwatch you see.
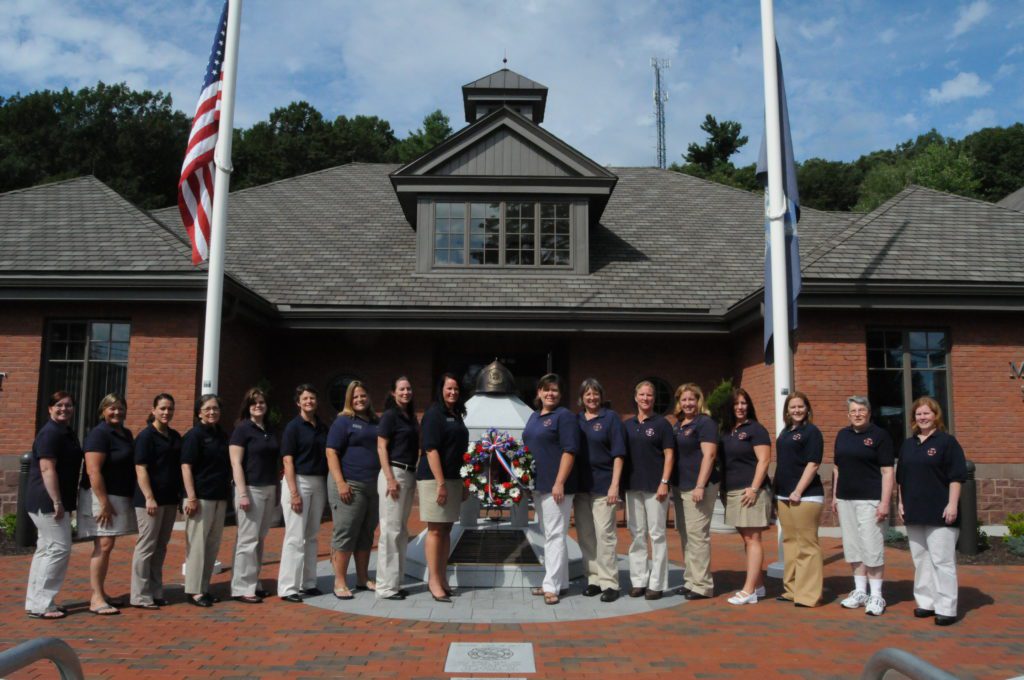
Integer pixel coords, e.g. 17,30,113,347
660,479,669,485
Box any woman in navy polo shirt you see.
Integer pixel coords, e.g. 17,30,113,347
831,395,894,617
670,382,720,601
720,387,772,606
326,380,380,599
278,383,329,602
417,373,469,602
229,387,280,603
181,394,232,607
130,393,182,609
24,391,83,619
897,397,967,626
375,376,420,601
574,378,626,603
624,380,674,601
522,373,578,605
79,392,137,616
773,391,825,608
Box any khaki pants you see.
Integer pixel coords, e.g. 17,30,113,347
231,484,276,597
184,499,227,595
131,505,177,605
278,475,327,597
25,511,72,614
672,483,718,597
908,525,959,617
776,499,824,606
626,490,669,591
573,492,620,590
375,467,416,598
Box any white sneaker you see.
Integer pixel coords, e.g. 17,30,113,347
865,595,886,616
755,586,766,598
727,590,758,605
840,589,869,609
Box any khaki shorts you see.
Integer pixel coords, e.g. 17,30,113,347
836,499,885,567
76,490,139,538
418,479,464,523
327,478,378,553
724,487,771,528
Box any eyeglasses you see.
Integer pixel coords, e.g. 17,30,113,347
201,406,221,413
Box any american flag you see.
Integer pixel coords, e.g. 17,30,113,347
178,2,229,265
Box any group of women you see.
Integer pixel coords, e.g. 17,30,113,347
24,374,967,625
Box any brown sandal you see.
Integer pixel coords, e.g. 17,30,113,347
543,592,560,605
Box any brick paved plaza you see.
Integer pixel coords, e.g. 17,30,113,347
1,509,1021,679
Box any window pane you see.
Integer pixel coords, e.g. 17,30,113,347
450,250,464,264
49,341,68,361
521,203,534,218
541,220,554,235
109,343,129,362
521,250,535,265
884,331,902,349
451,234,464,250
868,370,905,442
927,332,946,350
486,203,500,219
111,324,129,343
84,363,128,417
484,251,498,264
555,203,569,218
886,349,903,369
471,203,486,218
866,330,884,349
52,323,70,343
451,202,465,218
929,351,946,368
435,233,449,249
555,234,570,250
507,251,520,265
436,203,450,218
434,251,450,265
91,323,110,342
69,324,87,343
555,251,570,265
908,331,927,350
867,349,885,368
90,341,111,361
541,203,554,218
910,350,928,369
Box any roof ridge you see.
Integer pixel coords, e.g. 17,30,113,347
0,174,99,198
802,185,919,269
904,182,1017,212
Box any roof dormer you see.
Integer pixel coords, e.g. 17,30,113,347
462,68,548,124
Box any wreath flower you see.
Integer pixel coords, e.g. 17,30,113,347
460,428,535,507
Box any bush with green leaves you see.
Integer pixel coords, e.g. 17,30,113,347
1004,512,1024,538
884,527,907,545
705,378,734,427
0,513,16,538
1005,535,1024,557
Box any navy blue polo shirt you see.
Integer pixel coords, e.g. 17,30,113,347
326,414,380,483
720,420,772,492
672,413,720,491
281,415,328,477
625,414,674,493
377,408,420,468
229,419,281,486
133,424,182,507
81,421,136,497
773,422,824,497
897,431,967,526
26,419,83,514
576,409,627,496
417,403,470,481
833,423,894,500
181,424,232,500
522,407,579,494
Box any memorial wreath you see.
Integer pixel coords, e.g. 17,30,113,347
460,428,535,507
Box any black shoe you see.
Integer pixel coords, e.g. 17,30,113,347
233,595,263,604
397,589,409,597
255,589,271,599
685,591,711,601
383,593,406,601
935,614,957,626
189,595,212,608
914,608,936,618
300,588,323,597
776,595,794,602
794,602,814,608
600,589,620,603
152,598,169,607
644,590,663,601
583,585,602,597
280,594,303,603
629,587,646,598
431,593,452,603
202,592,222,603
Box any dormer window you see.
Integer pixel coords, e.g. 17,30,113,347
432,199,573,268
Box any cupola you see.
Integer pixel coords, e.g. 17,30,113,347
462,68,548,124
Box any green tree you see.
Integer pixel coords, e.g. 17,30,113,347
961,123,1024,201
396,109,453,163
854,143,981,212
331,114,399,164
798,158,863,211
684,114,748,173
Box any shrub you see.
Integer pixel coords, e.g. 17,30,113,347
977,528,990,551
705,378,734,427
1005,535,1024,557
884,527,907,545
1004,512,1024,538
0,513,16,538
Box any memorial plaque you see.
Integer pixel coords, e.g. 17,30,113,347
449,529,539,565
445,642,536,674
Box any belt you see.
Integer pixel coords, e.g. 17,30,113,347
390,461,413,471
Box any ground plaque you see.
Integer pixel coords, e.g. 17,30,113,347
444,642,536,674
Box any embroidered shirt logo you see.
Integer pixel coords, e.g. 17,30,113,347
863,437,874,447
927,447,938,457
737,431,749,440
792,433,802,441
543,418,553,427
683,428,694,437
645,427,655,437
592,422,603,432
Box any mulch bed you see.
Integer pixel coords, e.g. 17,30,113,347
0,531,34,556
886,534,1024,565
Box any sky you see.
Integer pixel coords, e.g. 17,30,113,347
1,0,1022,168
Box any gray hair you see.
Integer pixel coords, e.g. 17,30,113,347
578,378,605,405
846,395,871,411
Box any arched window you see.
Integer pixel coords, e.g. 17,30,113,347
327,373,362,413
640,376,673,415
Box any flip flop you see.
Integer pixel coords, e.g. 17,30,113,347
90,604,120,616
131,602,160,610
355,581,376,592
333,588,354,600
543,592,560,605
28,610,66,620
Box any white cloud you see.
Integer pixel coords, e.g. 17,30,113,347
964,107,996,129
797,17,839,41
951,0,991,38
996,63,1016,79
1007,44,1024,58
896,112,919,127
926,72,992,103
879,28,898,45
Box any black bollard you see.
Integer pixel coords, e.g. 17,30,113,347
957,460,978,555
15,452,37,547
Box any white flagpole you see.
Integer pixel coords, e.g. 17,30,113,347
200,0,242,395
760,0,793,436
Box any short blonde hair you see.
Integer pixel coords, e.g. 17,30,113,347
673,383,709,418
97,393,126,421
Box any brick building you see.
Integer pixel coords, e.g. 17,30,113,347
1,69,1022,522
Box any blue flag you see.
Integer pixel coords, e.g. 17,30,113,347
756,41,801,366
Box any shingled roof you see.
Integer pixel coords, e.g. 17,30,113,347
0,176,194,273
803,184,1024,284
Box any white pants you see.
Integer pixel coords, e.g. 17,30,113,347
535,492,573,594
131,505,177,605
375,467,416,598
232,485,276,597
278,475,327,597
908,524,959,617
626,490,669,591
25,511,72,614
184,499,227,595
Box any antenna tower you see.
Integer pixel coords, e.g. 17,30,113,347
651,57,670,169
